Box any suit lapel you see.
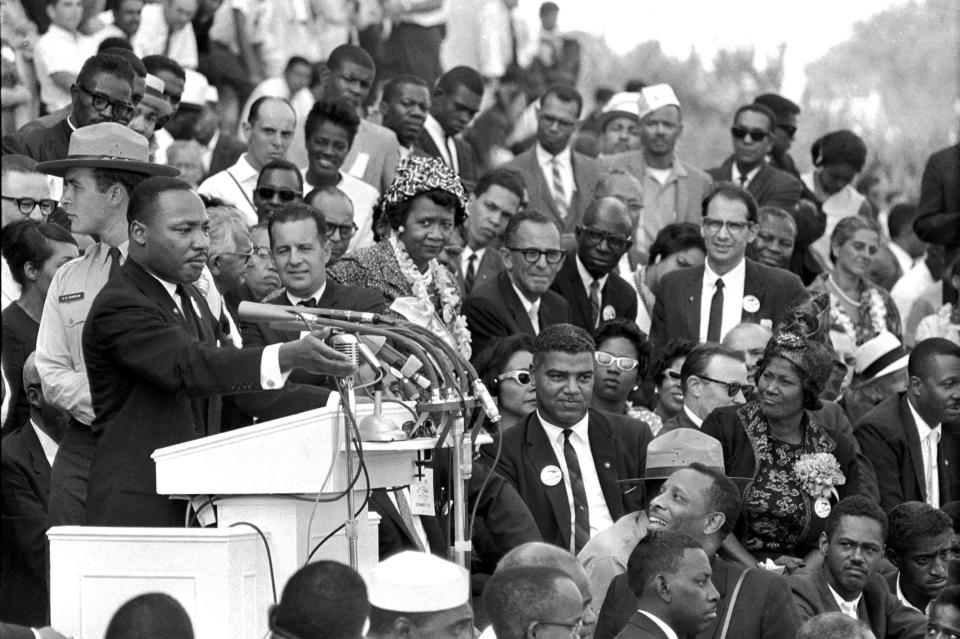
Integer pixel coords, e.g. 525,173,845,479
500,273,535,335
525,413,572,549
123,259,190,330
741,259,766,322
748,165,772,200
562,254,591,328
685,267,704,339
588,410,623,519
900,396,928,500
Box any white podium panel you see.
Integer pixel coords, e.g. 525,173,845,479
48,527,272,639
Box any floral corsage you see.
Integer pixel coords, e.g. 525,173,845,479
794,452,846,518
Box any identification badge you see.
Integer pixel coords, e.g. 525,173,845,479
602,305,616,321
541,465,563,487
59,292,84,303
411,468,435,516
742,295,760,314
814,497,832,518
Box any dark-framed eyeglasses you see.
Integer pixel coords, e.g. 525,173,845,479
251,245,272,259
777,123,798,138
219,250,255,266
0,196,58,216
702,218,751,235
730,126,770,142
595,351,639,371
76,83,135,121
577,225,632,252
507,247,565,264
497,369,532,385
695,374,753,398
255,186,301,202
664,369,682,381
325,222,358,240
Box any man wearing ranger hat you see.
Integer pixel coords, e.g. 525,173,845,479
366,551,473,639
34,122,179,527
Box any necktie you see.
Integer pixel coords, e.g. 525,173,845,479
738,173,748,187
107,245,122,279
589,279,602,328
394,489,425,551
706,278,724,342
528,303,540,334
925,429,941,507
551,157,568,220
562,429,590,553
464,253,477,293
176,284,200,339
297,298,318,308
839,600,858,620
176,283,222,435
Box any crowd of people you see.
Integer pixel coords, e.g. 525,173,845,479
1,0,959,638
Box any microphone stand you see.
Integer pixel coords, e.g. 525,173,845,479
330,333,361,569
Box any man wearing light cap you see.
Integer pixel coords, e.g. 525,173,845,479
600,84,712,259
366,551,473,639
128,73,173,161
597,92,641,157
840,331,909,425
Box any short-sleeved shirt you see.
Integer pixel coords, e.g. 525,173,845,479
34,25,93,112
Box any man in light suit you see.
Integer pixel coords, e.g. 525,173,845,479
418,66,484,193
478,324,652,553
550,197,638,331
787,496,927,639
707,103,804,212
501,84,601,249
615,532,719,639
649,182,809,350
854,337,960,511
464,210,570,358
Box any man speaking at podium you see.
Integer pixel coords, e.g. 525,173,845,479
82,177,359,527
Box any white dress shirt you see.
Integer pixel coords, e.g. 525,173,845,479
576,255,609,305
198,154,260,226
699,258,747,343
423,114,458,172
536,143,574,208
683,404,704,428
638,611,679,639
907,397,942,507
133,3,199,69
538,410,614,550
34,25,94,112
510,279,540,333
827,583,862,620
32,419,59,467
887,241,915,278
731,163,761,188
461,246,486,280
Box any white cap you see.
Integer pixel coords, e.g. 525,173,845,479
600,91,641,126
181,69,210,107
637,83,680,121
367,551,469,612
854,331,909,381
145,73,165,94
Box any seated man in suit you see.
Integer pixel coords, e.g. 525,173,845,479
707,103,804,211
617,532,719,639
550,197,638,331
650,182,809,350
458,168,525,296
658,343,749,435
788,496,927,639
419,66,483,192
885,501,954,614
305,186,355,265
501,84,600,249
479,324,652,554
252,159,304,224
484,566,585,639
854,337,960,511
464,210,570,357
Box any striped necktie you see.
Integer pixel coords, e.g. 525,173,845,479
551,156,568,220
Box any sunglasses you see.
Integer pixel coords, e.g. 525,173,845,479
497,369,532,385
595,351,639,371
507,247,565,264
1,196,58,216
255,187,301,202
577,225,632,252
76,83,135,121
777,123,798,138
325,222,358,240
665,369,682,381
695,374,754,398
731,126,770,142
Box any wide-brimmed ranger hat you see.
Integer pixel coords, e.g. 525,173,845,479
35,122,180,178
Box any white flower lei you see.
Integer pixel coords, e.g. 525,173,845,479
389,235,472,360
829,284,887,343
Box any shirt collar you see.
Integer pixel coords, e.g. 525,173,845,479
285,281,327,307
637,611,679,639
827,582,862,614
537,409,590,445
576,255,608,290
424,114,450,157
732,162,762,184
204,128,221,153
895,573,924,613
234,154,261,181
509,276,539,310
31,419,59,468
92,240,130,266
683,403,703,427
907,396,942,442
704,255,746,286
536,142,572,167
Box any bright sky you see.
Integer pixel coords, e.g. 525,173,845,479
515,0,911,99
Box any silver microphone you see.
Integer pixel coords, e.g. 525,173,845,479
328,333,361,370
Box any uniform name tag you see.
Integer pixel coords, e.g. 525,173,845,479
59,292,84,303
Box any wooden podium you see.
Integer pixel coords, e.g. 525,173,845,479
49,395,436,638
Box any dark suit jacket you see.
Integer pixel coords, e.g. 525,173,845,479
597,556,801,639
464,270,570,358
915,143,960,247
207,132,246,178
657,406,698,436
0,623,38,639
478,409,651,550
707,158,804,211
462,243,505,297
82,258,267,527
649,258,809,350
613,612,670,639
1,422,51,626
417,130,481,193
2,116,72,162
787,567,927,639
550,252,638,331
501,146,601,244
369,488,447,559
853,393,959,511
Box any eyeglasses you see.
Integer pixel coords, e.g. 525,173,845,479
497,369,532,385
695,374,754,398
507,247,565,264
777,123,798,138
702,218,752,235
531,618,583,639
1,196,58,216
926,623,960,639
595,351,639,371
219,250,254,265
325,222,358,240
251,245,273,259
577,225,632,252
730,126,770,142
255,186,301,202
76,83,135,121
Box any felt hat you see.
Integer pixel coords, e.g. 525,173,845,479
599,92,641,129
367,551,469,612
854,331,908,381
637,83,680,121
35,122,180,177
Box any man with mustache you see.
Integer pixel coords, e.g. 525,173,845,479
788,496,927,639
885,501,954,614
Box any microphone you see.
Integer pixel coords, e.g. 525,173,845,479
237,301,381,325
328,333,360,370
359,335,431,390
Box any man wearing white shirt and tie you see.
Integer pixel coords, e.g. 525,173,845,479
419,66,483,191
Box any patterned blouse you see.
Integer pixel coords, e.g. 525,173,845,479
808,273,901,345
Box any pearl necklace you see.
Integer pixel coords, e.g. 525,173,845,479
828,274,861,307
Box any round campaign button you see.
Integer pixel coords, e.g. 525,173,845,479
814,497,832,518
602,305,616,321
742,295,760,314
540,465,563,487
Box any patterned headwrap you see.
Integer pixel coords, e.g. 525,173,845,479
762,293,835,394
380,156,469,213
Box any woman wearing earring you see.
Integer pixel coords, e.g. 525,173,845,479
473,334,537,432
329,156,472,359
808,215,900,345
633,223,706,333
590,319,659,434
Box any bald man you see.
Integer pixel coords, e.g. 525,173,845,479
721,322,772,386
306,186,355,265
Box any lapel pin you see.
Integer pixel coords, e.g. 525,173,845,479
540,465,562,487
603,461,611,469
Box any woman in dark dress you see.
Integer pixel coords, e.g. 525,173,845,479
1,218,77,432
